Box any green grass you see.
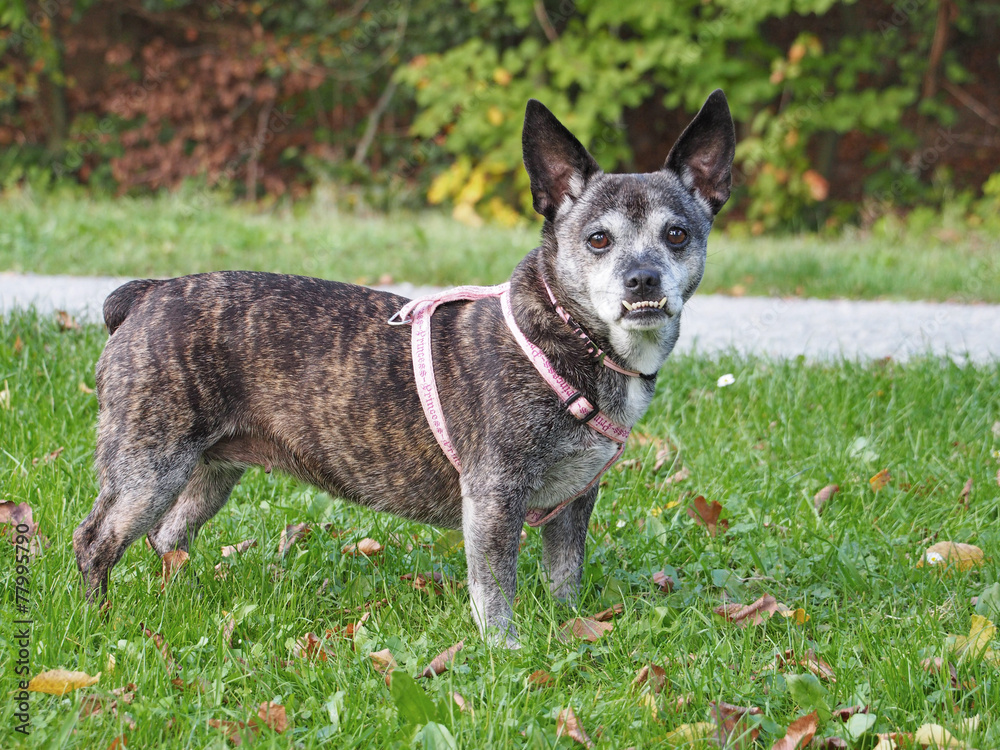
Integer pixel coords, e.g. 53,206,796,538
1,310,999,748
1,187,998,303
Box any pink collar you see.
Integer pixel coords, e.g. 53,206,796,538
390,282,631,526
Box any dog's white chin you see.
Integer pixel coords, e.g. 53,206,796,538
609,318,680,375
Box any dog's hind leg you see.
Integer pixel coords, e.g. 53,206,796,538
541,486,598,605
73,444,202,602
146,460,245,557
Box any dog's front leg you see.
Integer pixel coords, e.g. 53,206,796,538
541,486,598,605
461,478,527,648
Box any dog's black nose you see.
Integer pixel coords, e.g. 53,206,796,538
625,267,661,295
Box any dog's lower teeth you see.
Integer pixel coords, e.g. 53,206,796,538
623,299,666,312
658,297,667,309
622,301,633,311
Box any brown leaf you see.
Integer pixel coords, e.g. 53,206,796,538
79,695,107,719
79,381,95,394
632,664,667,694
222,611,236,647
369,648,398,675
294,632,330,661
658,465,691,485
813,484,839,513
32,446,65,466
452,692,472,714
13,335,23,354
160,549,189,586
419,640,464,678
771,711,818,750
107,735,128,750
27,669,100,695
558,618,613,643
556,707,594,748
213,562,229,581
171,676,208,693
869,469,891,492
959,478,973,509
714,595,781,627
813,738,849,749
279,523,310,554
711,701,762,748
832,705,870,721
221,539,257,557
208,718,252,746
686,496,727,537
528,670,553,688
592,603,623,622
56,310,81,331
776,649,837,682
342,537,383,556
256,701,287,733
111,684,136,704
139,624,176,674
652,570,675,593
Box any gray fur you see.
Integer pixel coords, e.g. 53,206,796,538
73,91,735,646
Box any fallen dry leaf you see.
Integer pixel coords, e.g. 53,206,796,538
170,676,208,693
452,692,472,714
208,717,252,746
369,648,398,675
256,701,287,733
112,683,137,703
221,539,257,557
665,722,715,746
419,640,463,678
832,705,869,721
294,632,330,662
32,446,64,466
658,466,691,486
714,595,782,627
79,381,94,394
107,735,128,750
279,523,310,554
958,478,973,509
913,723,964,748
813,484,839,513
771,710,818,750
711,701,762,748
558,617,613,643
222,611,236,647
342,537,383,556
869,469,891,492
633,664,667,694
27,669,100,695
56,310,81,331
160,549,189,586
918,541,984,572
652,570,675,593
528,670,553,688
686,495,727,537
592,603,623,622
949,614,995,663
920,657,976,691
776,649,837,682
556,707,594,748
79,694,107,719
13,335,23,354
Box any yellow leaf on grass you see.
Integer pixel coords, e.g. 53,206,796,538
28,669,100,695
664,722,714,747
949,614,996,662
918,541,984,571
869,469,891,491
913,723,964,748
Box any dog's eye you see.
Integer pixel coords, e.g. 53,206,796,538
587,232,610,250
666,227,688,247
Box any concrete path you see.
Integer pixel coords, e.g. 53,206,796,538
2,272,998,363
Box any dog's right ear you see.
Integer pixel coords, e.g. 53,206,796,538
522,100,601,221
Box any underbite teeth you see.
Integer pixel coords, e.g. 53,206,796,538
623,298,668,312
622,300,633,311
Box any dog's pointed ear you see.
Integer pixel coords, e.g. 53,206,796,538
663,89,736,215
522,100,601,221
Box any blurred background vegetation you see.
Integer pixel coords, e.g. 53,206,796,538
0,0,998,235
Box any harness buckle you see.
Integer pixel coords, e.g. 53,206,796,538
564,392,598,423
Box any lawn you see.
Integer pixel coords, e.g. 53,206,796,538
1,187,998,303
1,310,998,748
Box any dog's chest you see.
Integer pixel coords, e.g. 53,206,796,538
528,436,619,510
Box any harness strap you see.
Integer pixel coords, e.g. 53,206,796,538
389,282,631,526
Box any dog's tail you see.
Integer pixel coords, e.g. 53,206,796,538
103,279,160,334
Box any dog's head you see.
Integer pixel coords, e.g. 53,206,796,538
523,91,735,373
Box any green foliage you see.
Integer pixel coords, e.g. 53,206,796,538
396,0,997,230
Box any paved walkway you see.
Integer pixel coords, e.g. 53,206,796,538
2,272,998,363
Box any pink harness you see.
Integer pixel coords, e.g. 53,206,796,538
388,282,638,527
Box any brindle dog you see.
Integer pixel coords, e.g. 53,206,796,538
74,91,735,646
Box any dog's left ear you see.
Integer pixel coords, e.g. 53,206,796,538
664,89,736,215
522,100,601,221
